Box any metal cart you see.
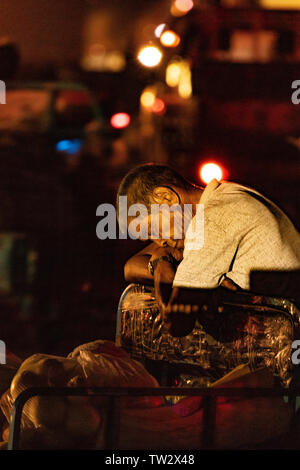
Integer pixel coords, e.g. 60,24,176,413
7,283,300,450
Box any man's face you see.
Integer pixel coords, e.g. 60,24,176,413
147,185,194,254
127,186,189,257
128,206,185,262
147,210,185,251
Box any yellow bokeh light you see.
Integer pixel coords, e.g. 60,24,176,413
160,30,181,48
166,62,182,87
165,59,192,98
260,0,300,8
137,46,162,67
140,89,156,108
178,60,192,99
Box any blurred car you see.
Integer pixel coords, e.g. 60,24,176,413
0,80,104,158
0,81,106,298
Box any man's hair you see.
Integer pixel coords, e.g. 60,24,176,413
117,163,195,213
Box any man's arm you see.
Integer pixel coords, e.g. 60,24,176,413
124,242,177,284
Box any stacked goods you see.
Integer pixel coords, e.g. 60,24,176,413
0,340,295,450
0,340,163,450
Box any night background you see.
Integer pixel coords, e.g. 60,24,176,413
0,0,299,361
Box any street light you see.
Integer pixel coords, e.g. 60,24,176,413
199,163,224,184
137,45,163,67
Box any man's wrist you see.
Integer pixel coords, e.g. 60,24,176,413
148,255,177,276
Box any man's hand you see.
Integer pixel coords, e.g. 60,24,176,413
156,283,196,337
123,242,184,331
152,258,176,315
124,242,182,284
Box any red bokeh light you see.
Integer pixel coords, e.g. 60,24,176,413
110,112,131,129
152,98,166,114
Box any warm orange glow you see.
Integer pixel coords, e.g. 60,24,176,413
171,0,194,15
260,0,300,8
199,163,224,184
160,30,181,48
174,0,194,12
152,98,166,114
110,112,131,129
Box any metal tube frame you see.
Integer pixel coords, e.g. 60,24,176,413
7,386,300,450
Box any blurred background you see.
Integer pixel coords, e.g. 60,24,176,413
0,0,299,359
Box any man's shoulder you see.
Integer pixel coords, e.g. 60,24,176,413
215,180,263,198
203,180,285,232
207,181,269,211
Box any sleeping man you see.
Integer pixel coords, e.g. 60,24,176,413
117,163,300,332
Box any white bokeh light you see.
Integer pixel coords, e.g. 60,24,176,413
200,163,223,184
137,46,162,67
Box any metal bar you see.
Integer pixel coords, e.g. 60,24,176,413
7,386,300,450
104,396,121,449
7,401,21,451
9,386,300,399
201,395,217,449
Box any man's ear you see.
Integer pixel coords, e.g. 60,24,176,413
152,186,179,205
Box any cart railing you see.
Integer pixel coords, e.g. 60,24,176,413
7,386,300,450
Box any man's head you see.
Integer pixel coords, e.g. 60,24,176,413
117,163,193,209
117,163,203,248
